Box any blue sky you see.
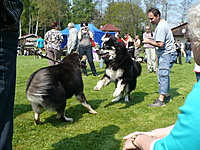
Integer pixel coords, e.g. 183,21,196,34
142,0,199,28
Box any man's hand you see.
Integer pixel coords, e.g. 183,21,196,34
123,138,140,150
142,38,151,44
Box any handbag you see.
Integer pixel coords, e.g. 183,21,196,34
90,38,95,47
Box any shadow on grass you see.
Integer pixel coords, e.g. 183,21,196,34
51,125,121,150
153,88,180,100
104,92,148,109
14,104,32,119
44,99,105,127
170,88,180,99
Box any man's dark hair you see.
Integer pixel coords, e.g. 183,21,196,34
148,8,161,17
81,21,88,27
51,22,58,29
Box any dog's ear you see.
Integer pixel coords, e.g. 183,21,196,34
80,55,87,69
103,35,118,49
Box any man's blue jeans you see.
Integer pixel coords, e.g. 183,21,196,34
196,73,200,82
185,50,192,63
0,31,18,150
157,52,177,95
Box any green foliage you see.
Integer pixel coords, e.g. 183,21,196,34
13,55,196,149
20,0,95,36
102,1,146,37
71,0,95,24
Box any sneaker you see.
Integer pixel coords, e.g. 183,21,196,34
164,96,172,103
93,73,100,77
148,99,165,107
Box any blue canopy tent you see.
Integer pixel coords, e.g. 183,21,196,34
61,23,115,49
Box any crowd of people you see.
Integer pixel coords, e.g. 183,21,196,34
123,3,200,150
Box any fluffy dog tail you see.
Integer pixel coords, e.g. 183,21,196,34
133,61,142,77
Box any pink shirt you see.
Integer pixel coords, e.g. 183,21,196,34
143,31,155,48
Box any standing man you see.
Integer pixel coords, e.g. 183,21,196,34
0,0,23,149
67,22,78,54
36,36,45,58
143,25,157,73
184,39,192,64
44,22,63,66
78,21,99,77
175,40,182,65
143,8,177,107
134,35,141,59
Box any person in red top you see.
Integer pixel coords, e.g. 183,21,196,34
117,34,124,42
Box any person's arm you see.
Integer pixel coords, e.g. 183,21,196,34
68,33,77,50
123,125,174,150
59,32,63,43
101,34,106,41
36,40,38,47
143,38,164,48
78,31,82,40
89,30,93,39
123,125,174,140
123,135,155,150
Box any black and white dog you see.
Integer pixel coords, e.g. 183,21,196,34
26,53,97,125
94,36,142,102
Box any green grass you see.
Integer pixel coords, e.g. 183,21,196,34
13,55,196,150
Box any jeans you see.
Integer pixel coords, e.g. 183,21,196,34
99,58,104,68
176,51,182,64
185,50,191,63
78,46,97,75
157,52,177,95
196,73,200,82
0,31,18,150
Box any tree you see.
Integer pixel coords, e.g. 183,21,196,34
102,1,146,36
143,0,160,12
20,0,71,36
71,0,96,24
178,0,193,23
92,0,107,28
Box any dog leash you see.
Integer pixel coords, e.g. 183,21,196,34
35,52,62,64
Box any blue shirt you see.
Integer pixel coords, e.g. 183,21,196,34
37,38,44,48
154,20,175,55
153,81,200,150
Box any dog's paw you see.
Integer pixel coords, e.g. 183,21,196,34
124,99,130,102
112,98,120,102
112,94,122,102
89,109,98,114
94,85,101,91
34,119,43,125
124,95,130,102
64,117,73,122
113,89,121,97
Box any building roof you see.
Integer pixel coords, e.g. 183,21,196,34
171,22,188,36
99,23,121,32
19,34,38,39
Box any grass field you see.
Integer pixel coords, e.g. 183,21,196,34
13,55,196,150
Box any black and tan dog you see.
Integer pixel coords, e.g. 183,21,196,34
94,36,142,102
26,53,97,125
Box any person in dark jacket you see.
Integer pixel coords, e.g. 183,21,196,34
0,0,23,149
